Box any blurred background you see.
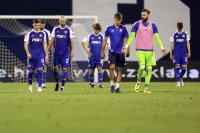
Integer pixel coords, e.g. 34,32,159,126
0,0,199,82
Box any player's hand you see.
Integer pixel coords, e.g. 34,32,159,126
70,51,74,58
161,49,167,56
187,52,191,59
45,55,48,62
170,55,174,61
123,48,129,57
87,52,92,58
27,53,32,59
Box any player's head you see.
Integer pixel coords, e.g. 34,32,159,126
177,22,183,32
114,13,123,27
59,16,67,27
92,23,102,34
141,9,150,22
33,19,41,31
40,19,46,30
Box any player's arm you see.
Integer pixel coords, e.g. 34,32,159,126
124,32,136,55
153,23,166,55
70,28,75,58
48,27,55,51
169,41,174,61
81,37,91,57
44,41,48,62
101,37,108,59
187,40,191,58
24,33,31,59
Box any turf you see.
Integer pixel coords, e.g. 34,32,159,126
0,82,200,133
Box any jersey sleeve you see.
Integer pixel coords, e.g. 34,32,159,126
105,26,110,37
43,32,47,43
169,33,174,42
69,28,75,38
51,27,56,38
186,32,190,41
152,23,159,34
123,27,129,38
24,32,30,42
131,22,139,32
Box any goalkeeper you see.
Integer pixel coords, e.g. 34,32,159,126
124,9,166,94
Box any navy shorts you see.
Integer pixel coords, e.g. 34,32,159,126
174,54,188,65
88,57,103,69
28,58,44,70
108,51,125,67
54,54,70,67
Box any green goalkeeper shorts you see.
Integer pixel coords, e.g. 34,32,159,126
136,51,156,66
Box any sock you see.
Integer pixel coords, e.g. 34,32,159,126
145,66,152,85
110,80,114,86
145,84,150,90
89,72,94,84
180,68,186,79
53,70,59,84
116,82,120,89
175,67,181,82
137,65,145,82
43,72,47,84
37,68,43,87
28,69,34,85
61,70,68,87
98,72,103,85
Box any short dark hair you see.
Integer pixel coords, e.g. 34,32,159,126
177,22,183,30
40,19,46,24
92,23,102,31
33,19,41,24
142,9,150,14
114,13,123,20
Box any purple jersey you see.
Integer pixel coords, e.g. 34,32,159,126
170,31,190,55
131,20,158,34
51,25,75,56
83,33,103,59
24,30,46,59
105,24,128,54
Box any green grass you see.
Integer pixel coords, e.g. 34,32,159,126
0,82,200,133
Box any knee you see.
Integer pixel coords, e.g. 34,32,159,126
54,66,59,72
62,67,69,72
181,65,187,69
139,65,145,70
36,67,43,72
175,64,181,68
110,65,115,71
146,66,152,71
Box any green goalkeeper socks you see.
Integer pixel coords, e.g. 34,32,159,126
145,66,152,85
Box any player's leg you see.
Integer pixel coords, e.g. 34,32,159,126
144,51,156,94
53,54,61,91
42,64,47,88
114,53,125,93
97,59,103,88
180,55,188,86
108,52,116,93
60,56,70,91
27,59,34,92
88,58,95,88
135,51,146,92
174,55,181,87
36,58,45,92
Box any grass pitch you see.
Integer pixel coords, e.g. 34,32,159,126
0,82,200,133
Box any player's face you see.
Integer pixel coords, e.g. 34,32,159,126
33,23,41,31
40,23,45,30
59,17,67,27
114,18,122,27
141,12,149,22
93,29,100,35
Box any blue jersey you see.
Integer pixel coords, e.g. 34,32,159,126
170,31,190,55
84,33,103,59
51,25,75,56
105,24,128,53
24,30,46,59
131,20,158,33
42,28,51,45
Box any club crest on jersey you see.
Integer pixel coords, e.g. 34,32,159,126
39,34,43,37
64,30,67,34
119,29,122,32
182,34,185,38
111,29,114,32
98,36,101,39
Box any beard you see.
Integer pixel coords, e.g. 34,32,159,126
142,17,148,23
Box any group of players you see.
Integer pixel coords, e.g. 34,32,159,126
24,8,191,93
